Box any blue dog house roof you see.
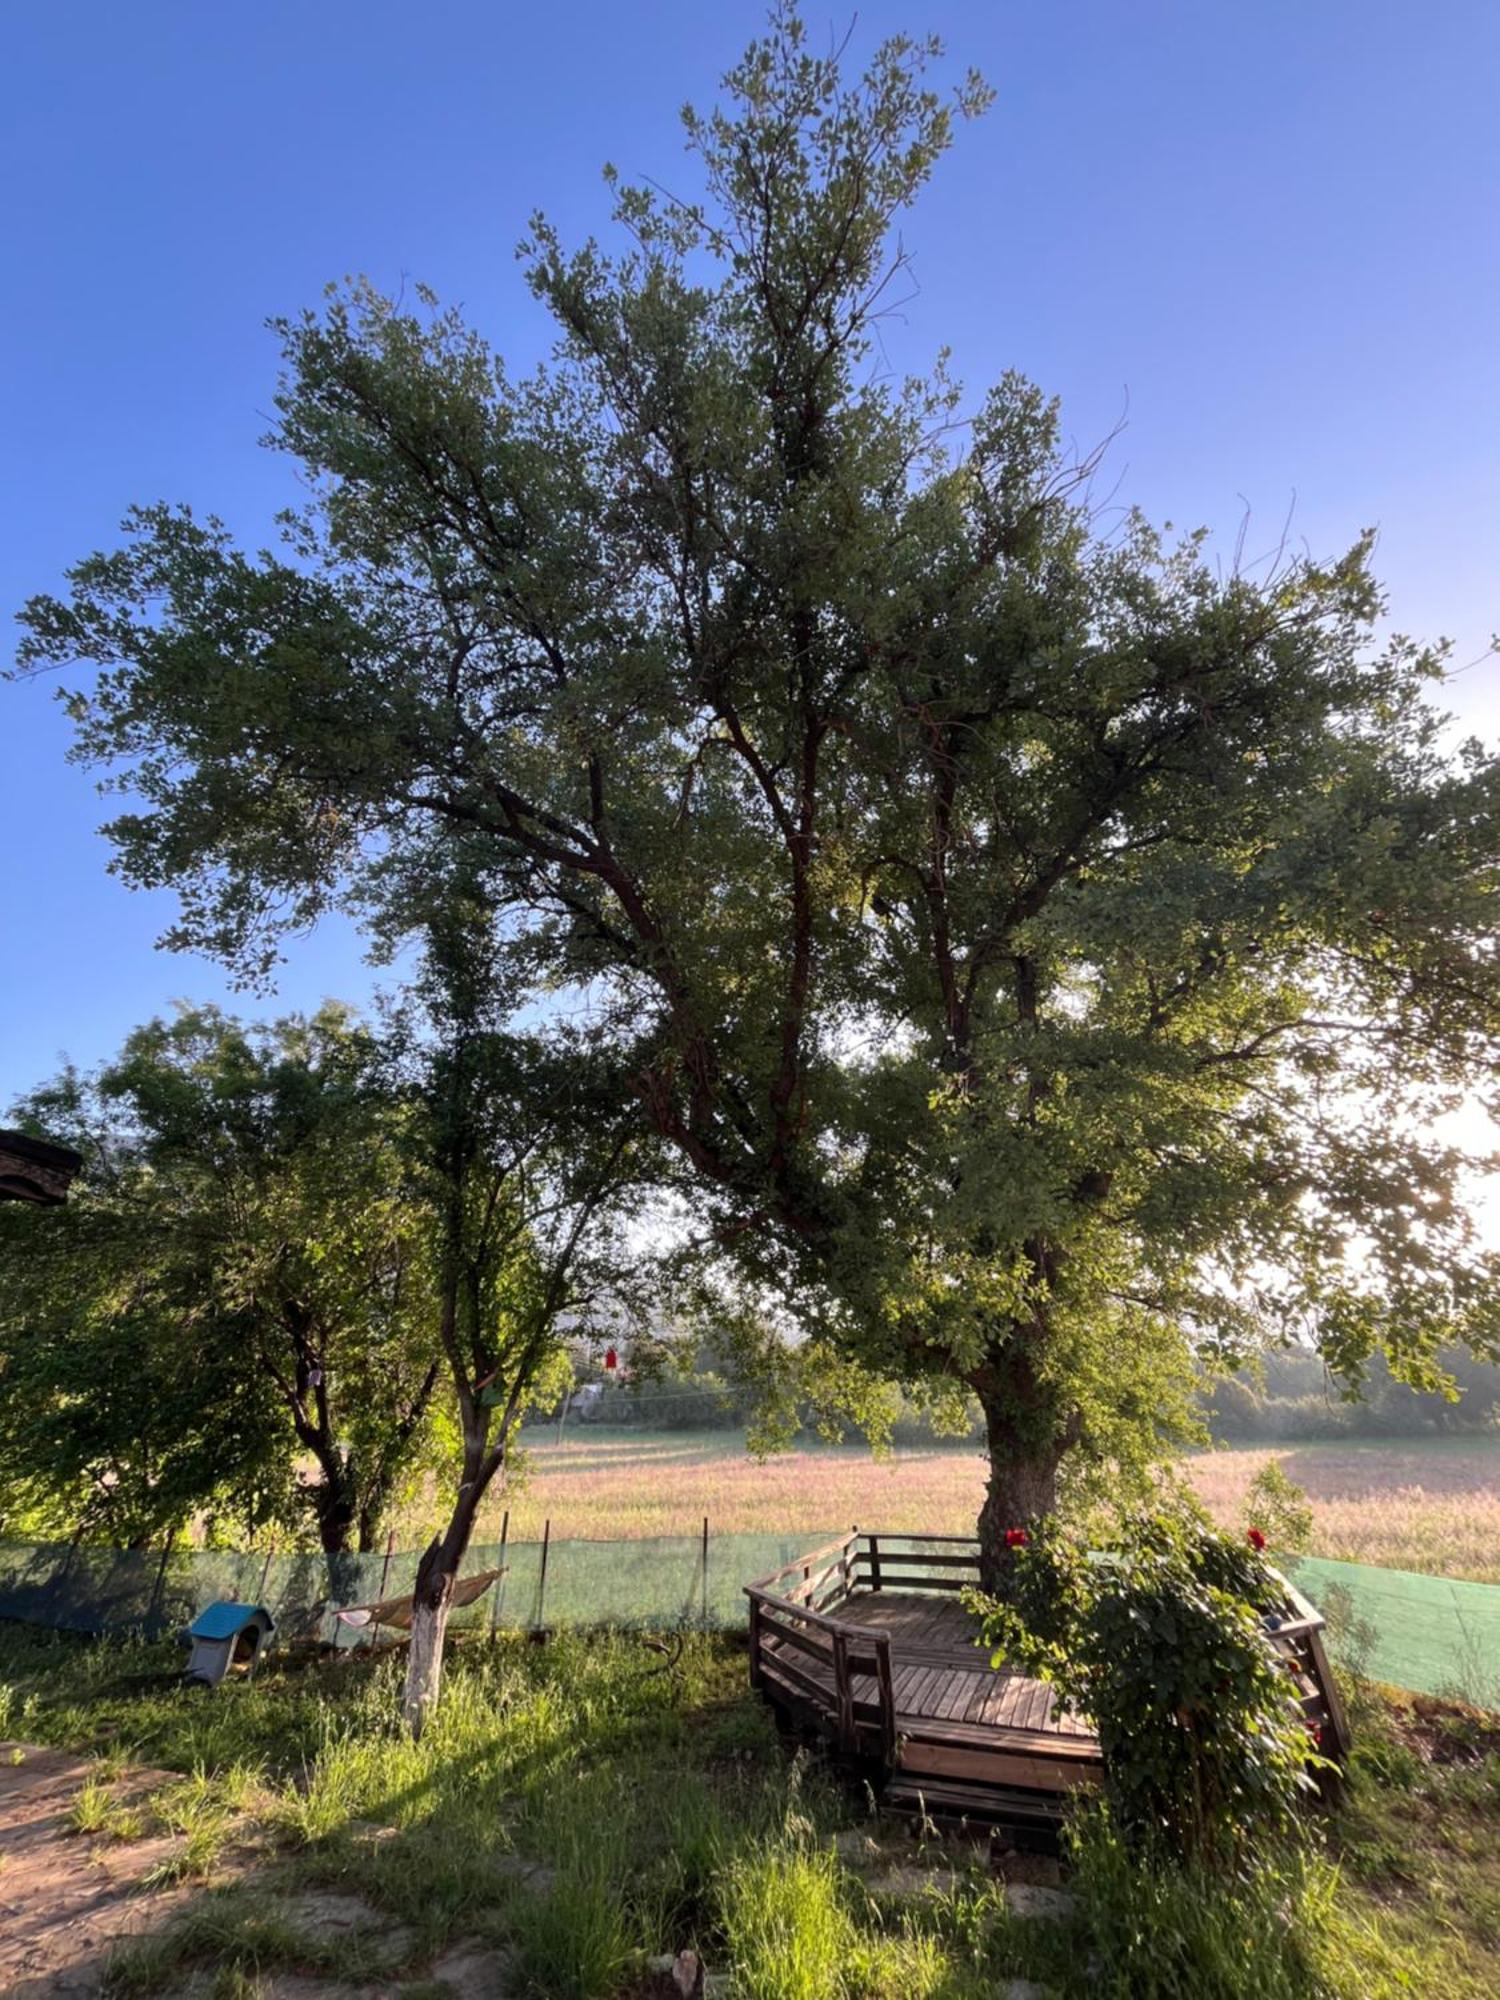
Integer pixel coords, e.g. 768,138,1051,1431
187,1602,275,1641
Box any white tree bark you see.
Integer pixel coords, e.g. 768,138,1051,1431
403,1592,452,1739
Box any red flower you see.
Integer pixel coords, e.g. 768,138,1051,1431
1005,1528,1030,1549
603,1347,618,1372
1247,1526,1267,1552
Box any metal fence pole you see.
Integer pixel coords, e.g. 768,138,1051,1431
147,1534,173,1632
365,1531,395,1652
701,1515,710,1629
532,1517,551,1638
59,1522,84,1587
491,1509,510,1640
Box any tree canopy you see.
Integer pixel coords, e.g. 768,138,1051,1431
15,6,1500,1578
0,1006,443,1550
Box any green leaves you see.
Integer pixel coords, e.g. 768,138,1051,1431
980,1505,1320,1869
0,1006,444,1549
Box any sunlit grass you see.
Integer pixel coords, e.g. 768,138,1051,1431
4,1620,1500,1998
68,1772,145,1843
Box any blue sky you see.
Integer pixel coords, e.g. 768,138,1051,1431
3,0,1497,1104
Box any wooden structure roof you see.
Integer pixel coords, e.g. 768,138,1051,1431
0,1129,83,1206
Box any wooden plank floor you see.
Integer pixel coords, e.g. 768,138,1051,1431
762,1589,1098,1746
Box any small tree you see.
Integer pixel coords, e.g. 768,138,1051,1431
15,7,1500,1583
392,858,648,1732
0,1007,442,1552
0,1177,286,1544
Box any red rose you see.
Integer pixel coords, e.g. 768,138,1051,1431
1005,1528,1029,1548
1247,1526,1267,1552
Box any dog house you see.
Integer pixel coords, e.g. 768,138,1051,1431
183,1601,276,1685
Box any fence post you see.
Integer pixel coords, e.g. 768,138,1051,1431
701,1515,710,1630
147,1533,174,1633
256,1536,276,1608
532,1517,551,1638
831,1628,855,1751
491,1509,510,1641
748,1593,763,1688
874,1632,896,1764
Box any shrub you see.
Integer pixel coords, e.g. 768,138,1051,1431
977,1506,1318,1870
1245,1461,1314,1558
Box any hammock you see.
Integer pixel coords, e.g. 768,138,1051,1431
334,1566,506,1633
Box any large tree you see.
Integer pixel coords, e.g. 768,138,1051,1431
15,9,1500,1583
0,1007,443,1552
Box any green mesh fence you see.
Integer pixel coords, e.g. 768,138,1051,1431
1290,1555,1500,1706
3,1535,1497,1702
0,1530,841,1648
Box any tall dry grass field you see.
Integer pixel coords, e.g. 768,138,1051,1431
1187,1439,1500,1582
473,1429,1500,1581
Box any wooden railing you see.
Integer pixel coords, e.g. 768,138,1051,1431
745,1533,1349,1772
1267,1570,1351,1762
744,1530,991,1760
747,1531,861,1616
745,1577,896,1760
854,1531,982,1595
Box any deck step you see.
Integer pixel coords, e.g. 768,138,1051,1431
880,1774,1069,1846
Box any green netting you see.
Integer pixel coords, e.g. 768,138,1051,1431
0,1530,843,1645
0,1543,388,1643
4,1535,1497,1701
1291,1555,1500,1703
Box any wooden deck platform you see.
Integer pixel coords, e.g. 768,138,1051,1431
745,1531,1347,1835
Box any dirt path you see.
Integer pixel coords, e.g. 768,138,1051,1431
0,1743,516,1997
0,1741,204,1995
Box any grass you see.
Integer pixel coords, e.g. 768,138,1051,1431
716,1838,860,2000
4,1618,1500,1997
408,1427,1500,1584
1325,1679,1500,1990
1188,1438,1500,1584
68,1771,146,1843
101,1883,399,1997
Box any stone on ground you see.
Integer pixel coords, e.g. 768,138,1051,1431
1003,1880,1075,1919
425,1940,519,1997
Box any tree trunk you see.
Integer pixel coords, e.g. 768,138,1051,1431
312,1486,356,1554
971,1352,1071,1594
400,1451,496,1737
403,1541,455,1738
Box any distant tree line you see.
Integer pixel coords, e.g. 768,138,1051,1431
1199,1346,1500,1443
